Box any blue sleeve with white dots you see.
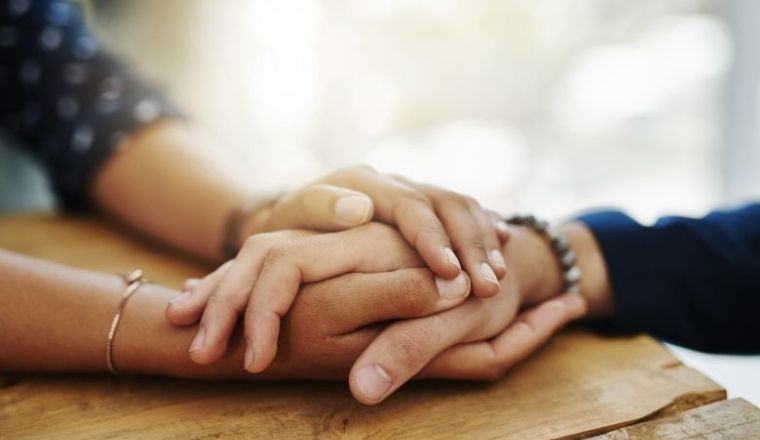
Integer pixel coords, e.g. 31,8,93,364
0,0,181,209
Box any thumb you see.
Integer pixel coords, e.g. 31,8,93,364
266,183,374,231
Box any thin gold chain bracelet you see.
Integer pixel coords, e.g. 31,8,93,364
106,269,147,374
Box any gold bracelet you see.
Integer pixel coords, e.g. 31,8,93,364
106,269,147,374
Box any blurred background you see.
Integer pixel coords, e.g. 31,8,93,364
2,0,758,403
85,0,760,224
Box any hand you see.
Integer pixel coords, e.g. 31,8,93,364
316,166,510,297
171,269,580,382
346,224,590,404
165,223,473,373
123,267,472,381
421,294,586,380
255,268,472,380
245,166,510,298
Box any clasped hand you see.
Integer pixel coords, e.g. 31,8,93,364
165,166,586,404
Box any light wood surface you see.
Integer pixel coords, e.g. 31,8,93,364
0,215,729,439
590,398,760,439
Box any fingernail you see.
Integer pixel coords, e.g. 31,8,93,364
489,249,506,271
244,344,255,371
170,291,192,306
335,195,372,224
480,262,499,285
189,327,206,353
442,247,461,269
355,364,392,402
435,273,470,300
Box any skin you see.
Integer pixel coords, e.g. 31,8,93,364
1,119,616,404
0,221,611,396
167,224,486,373
92,120,507,285
346,221,614,403
167,220,612,403
0,249,462,378
90,120,511,372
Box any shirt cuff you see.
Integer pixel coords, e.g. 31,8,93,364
575,210,689,337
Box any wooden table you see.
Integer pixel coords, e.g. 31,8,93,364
1,215,759,439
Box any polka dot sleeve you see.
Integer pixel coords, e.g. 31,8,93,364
0,0,182,209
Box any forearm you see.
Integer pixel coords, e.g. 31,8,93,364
90,121,270,262
0,250,247,378
0,250,124,372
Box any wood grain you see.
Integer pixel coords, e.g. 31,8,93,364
588,398,760,439
0,215,728,439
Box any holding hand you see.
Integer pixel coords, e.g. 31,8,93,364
166,166,511,374
346,222,593,404
166,223,473,372
242,166,510,297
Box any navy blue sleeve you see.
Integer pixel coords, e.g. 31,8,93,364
0,0,180,209
578,204,760,354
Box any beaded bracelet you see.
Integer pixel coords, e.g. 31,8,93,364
504,215,582,295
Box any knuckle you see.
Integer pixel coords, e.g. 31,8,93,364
394,324,440,368
514,320,538,339
439,191,470,208
362,221,395,237
401,190,432,208
463,195,480,208
264,241,294,262
206,291,241,316
243,234,270,252
460,234,487,253
392,270,437,315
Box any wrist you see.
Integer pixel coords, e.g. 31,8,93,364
115,284,236,378
561,222,614,319
502,221,613,320
222,197,277,260
503,225,564,307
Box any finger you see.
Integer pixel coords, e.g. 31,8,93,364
183,231,305,364
266,184,374,231
487,210,510,243
470,203,506,279
183,278,201,292
421,294,587,380
165,261,232,326
299,268,472,335
242,226,430,373
395,178,505,286
348,297,490,405
435,196,500,298
325,167,462,279
187,231,314,364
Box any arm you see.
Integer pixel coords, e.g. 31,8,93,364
0,249,466,379
1,2,508,284
578,204,760,353
89,121,263,262
350,203,760,404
